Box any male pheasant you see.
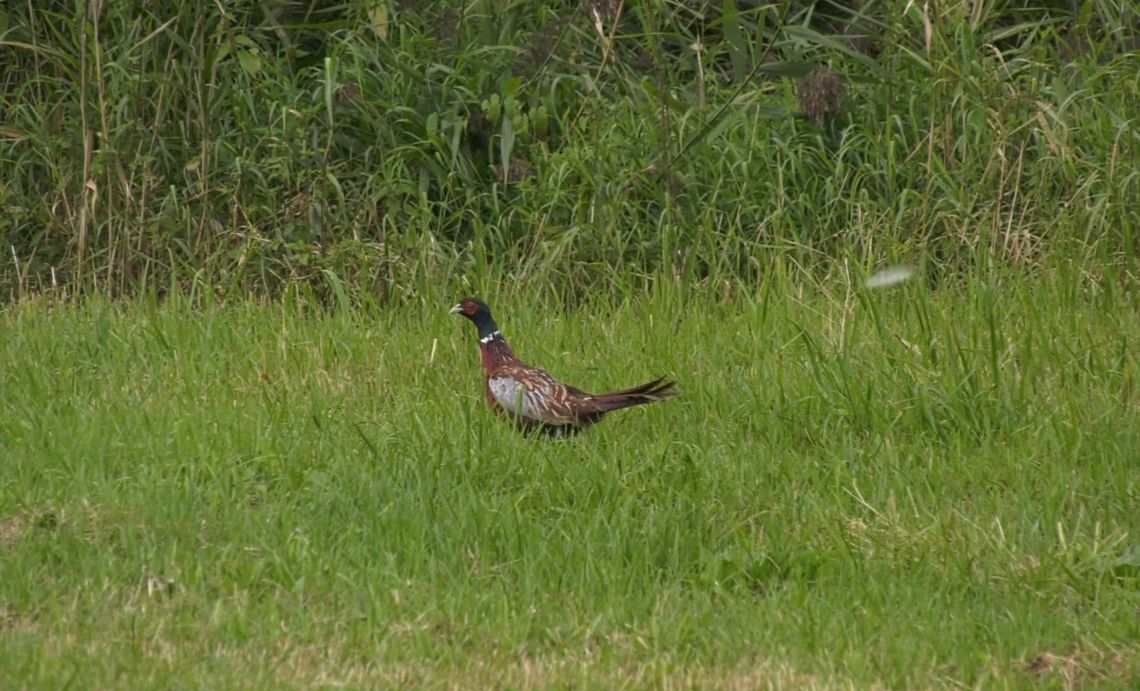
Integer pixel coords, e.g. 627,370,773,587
450,297,677,435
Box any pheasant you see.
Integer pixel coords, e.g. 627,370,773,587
450,297,677,435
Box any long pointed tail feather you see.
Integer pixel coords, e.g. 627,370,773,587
589,377,678,413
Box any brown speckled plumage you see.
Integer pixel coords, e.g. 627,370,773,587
450,297,677,435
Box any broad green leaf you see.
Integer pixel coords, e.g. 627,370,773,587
371,3,389,40
237,49,261,77
783,25,883,73
499,115,515,181
755,61,816,79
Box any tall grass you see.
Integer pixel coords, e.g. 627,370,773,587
2,1,1137,300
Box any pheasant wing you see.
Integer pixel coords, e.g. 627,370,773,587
487,364,582,428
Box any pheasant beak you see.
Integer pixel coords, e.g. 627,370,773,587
448,303,463,315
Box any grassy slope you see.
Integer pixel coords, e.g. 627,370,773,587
1,271,1137,688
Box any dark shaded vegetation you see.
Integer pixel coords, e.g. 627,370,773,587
1,0,1137,301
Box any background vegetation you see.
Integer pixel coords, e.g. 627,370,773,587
2,0,1137,301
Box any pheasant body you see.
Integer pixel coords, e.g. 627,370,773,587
451,297,676,435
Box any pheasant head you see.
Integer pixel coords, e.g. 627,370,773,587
449,297,500,343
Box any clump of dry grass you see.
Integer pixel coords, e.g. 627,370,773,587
796,68,847,125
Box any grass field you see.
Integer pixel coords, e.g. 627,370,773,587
3,1,1138,686
2,268,1137,688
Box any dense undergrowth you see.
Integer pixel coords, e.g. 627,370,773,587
2,0,1138,301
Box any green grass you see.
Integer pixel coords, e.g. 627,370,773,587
2,270,1137,688
3,2,1138,296
2,1,1137,686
